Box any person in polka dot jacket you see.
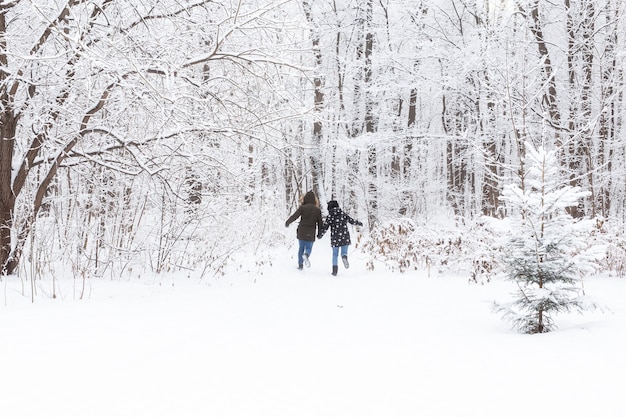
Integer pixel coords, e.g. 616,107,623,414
317,200,363,276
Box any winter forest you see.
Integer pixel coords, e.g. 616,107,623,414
2,0,626,303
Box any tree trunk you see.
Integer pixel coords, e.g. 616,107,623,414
0,13,18,275
364,0,377,228
525,1,562,136
565,0,594,218
598,1,619,218
302,0,325,202
0,121,17,274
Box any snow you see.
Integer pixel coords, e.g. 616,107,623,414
1,246,624,417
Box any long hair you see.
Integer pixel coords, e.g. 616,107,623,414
300,191,319,207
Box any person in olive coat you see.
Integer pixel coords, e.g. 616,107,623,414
285,191,323,269
317,200,363,276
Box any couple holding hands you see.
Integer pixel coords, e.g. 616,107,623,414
285,191,363,276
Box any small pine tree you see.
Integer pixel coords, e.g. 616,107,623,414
494,142,604,334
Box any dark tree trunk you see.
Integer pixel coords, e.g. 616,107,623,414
0,13,18,275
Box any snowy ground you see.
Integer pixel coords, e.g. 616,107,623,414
1,245,624,417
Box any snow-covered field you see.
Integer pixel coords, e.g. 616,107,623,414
1,245,624,417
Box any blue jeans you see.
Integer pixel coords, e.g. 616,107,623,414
332,245,349,266
298,240,314,266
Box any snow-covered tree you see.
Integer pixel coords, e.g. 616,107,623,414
494,142,604,334
0,0,306,276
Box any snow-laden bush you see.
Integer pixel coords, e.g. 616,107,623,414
598,222,626,278
358,218,498,283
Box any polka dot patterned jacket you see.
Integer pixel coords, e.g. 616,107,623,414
318,200,363,247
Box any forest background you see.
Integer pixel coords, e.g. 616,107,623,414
1,0,626,286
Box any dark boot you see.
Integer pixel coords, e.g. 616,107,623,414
332,265,338,276
298,264,303,270
342,255,349,269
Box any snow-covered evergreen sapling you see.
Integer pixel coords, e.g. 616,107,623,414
494,142,605,334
